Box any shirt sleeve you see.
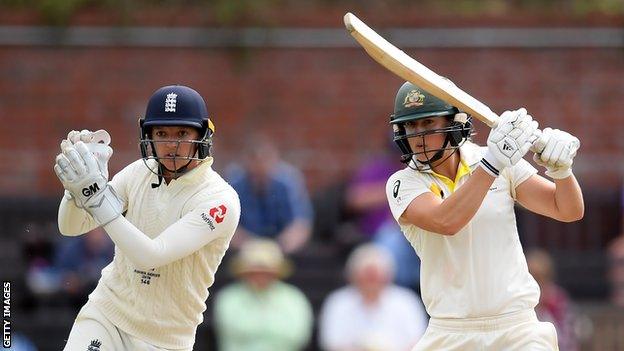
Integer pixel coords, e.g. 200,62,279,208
57,162,133,236
385,170,430,222
57,192,99,236
503,158,538,200
102,190,240,270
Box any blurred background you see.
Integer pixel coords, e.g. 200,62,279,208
1,0,623,350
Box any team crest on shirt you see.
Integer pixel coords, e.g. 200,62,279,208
87,339,102,351
403,89,425,108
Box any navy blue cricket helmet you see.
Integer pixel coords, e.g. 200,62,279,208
139,85,215,177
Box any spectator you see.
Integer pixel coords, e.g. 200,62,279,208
527,249,579,351
344,141,421,290
344,142,401,238
23,221,60,301
213,238,313,351
608,234,624,307
373,219,421,290
227,134,313,254
6,332,38,351
53,227,114,310
318,243,427,351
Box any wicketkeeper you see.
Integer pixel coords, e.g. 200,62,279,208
54,85,240,350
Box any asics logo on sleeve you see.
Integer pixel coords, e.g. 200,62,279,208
209,205,227,224
393,180,401,198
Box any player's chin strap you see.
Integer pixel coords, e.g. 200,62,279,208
151,158,195,188
151,165,164,188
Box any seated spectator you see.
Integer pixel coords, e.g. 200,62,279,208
608,234,624,307
345,144,401,239
373,219,421,291
53,227,114,310
227,134,312,254
343,141,420,290
23,221,61,303
6,332,38,351
318,243,427,351
213,238,313,351
527,248,579,351
24,224,114,310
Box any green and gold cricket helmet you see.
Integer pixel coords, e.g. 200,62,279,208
390,81,458,124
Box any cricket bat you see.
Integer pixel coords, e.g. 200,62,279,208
344,12,500,128
343,12,560,153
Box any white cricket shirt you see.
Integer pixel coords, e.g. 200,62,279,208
58,158,240,348
386,141,540,319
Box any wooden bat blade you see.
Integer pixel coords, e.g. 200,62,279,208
344,12,499,127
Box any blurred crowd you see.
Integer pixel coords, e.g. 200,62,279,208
10,135,624,351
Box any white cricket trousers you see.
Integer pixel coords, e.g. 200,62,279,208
413,309,558,351
63,301,192,351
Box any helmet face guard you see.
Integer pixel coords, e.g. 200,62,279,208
392,116,472,170
139,85,215,179
139,123,213,179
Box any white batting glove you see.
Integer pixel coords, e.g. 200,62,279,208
63,129,113,179
532,127,580,179
54,141,122,225
480,108,539,177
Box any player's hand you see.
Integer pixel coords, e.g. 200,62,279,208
54,141,122,225
532,127,580,179
480,108,539,177
63,129,113,179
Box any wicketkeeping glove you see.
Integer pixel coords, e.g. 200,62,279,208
64,129,113,179
480,108,539,177
54,141,122,225
532,127,580,179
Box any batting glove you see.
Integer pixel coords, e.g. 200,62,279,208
54,141,122,225
480,108,539,177
532,127,580,179
63,129,113,180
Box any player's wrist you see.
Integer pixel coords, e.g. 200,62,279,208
480,149,505,177
84,185,122,225
545,166,572,180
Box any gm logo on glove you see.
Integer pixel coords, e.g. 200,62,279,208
82,182,100,197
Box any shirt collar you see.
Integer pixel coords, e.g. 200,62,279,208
416,141,482,192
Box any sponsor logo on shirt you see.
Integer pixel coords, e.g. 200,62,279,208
209,205,227,224
200,212,216,230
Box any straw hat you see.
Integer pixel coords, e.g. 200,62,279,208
231,239,292,278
